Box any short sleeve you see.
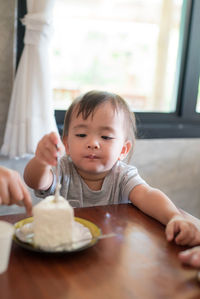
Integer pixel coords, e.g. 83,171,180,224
120,165,148,201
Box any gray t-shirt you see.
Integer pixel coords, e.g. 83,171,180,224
35,156,147,208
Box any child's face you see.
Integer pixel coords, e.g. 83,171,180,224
63,102,131,179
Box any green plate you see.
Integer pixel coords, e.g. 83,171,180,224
13,216,101,254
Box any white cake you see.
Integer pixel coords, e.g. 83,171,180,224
33,195,74,250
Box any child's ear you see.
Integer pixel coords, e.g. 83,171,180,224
118,140,132,161
62,136,70,155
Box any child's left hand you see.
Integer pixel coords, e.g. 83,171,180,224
165,215,200,246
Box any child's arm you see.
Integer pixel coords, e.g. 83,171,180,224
129,184,180,225
24,132,65,190
24,156,53,190
129,184,200,246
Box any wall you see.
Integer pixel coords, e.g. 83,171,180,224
131,139,200,218
0,0,16,146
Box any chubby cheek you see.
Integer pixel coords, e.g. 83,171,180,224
68,143,83,159
105,147,119,162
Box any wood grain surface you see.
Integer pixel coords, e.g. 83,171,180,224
0,204,199,299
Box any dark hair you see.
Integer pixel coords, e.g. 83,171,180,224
63,90,136,159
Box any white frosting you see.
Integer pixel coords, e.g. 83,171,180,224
33,195,74,249
16,220,93,251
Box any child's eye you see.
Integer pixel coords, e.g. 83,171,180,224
101,136,113,140
75,134,86,138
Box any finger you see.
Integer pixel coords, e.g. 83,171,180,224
10,173,32,209
9,179,32,216
190,254,200,267
49,132,60,146
9,176,24,204
166,221,178,242
20,182,32,216
190,231,200,246
37,134,56,151
165,223,174,242
176,232,194,246
49,132,65,156
175,224,196,246
42,137,58,157
36,133,63,166
179,249,200,267
56,140,65,157
178,250,194,264
36,145,57,166
174,224,189,244
0,181,10,205
42,147,57,165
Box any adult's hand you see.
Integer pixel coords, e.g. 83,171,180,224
178,246,200,268
0,166,32,216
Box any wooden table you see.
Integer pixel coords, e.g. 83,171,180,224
0,204,199,299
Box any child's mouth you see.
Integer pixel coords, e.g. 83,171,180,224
85,155,99,160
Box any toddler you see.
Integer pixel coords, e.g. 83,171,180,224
24,90,200,246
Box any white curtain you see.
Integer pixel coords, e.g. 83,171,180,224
1,0,58,158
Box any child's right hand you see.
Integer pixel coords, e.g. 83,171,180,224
35,132,65,167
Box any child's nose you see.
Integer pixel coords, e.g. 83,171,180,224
87,139,100,149
88,144,98,149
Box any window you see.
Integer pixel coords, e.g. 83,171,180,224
196,78,200,112
17,0,200,138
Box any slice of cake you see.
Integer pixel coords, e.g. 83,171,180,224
33,195,74,250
